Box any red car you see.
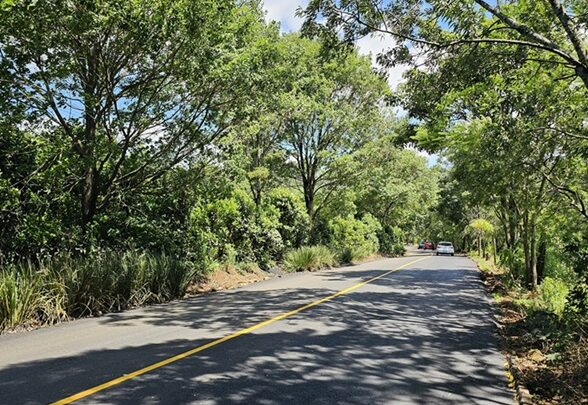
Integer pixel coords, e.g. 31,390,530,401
423,241,434,250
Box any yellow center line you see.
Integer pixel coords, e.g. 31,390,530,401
51,256,428,404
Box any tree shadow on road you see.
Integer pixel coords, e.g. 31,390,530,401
0,266,513,404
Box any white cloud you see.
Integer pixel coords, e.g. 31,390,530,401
356,34,410,90
262,1,410,89
263,0,307,32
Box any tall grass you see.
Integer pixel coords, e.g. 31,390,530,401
284,246,335,272
0,251,195,332
0,262,67,330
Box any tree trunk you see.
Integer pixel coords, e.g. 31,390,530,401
508,195,518,248
80,47,99,229
530,225,538,290
250,179,262,207
303,181,315,220
576,64,588,91
536,237,547,285
501,221,510,250
522,211,531,288
81,164,98,227
522,211,538,290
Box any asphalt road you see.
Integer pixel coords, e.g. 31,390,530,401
0,253,513,404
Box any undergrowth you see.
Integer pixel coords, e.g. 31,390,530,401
283,245,335,272
0,251,195,332
472,254,588,404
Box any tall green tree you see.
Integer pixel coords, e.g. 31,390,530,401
278,36,390,220
353,132,439,239
0,0,264,228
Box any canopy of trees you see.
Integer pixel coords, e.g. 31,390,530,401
0,0,440,328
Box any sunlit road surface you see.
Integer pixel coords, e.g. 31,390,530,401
0,255,513,404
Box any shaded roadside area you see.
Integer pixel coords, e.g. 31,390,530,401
479,258,588,404
0,257,512,404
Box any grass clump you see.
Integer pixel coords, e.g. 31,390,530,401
0,251,196,332
0,262,68,330
283,246,335,272
236,262,261,275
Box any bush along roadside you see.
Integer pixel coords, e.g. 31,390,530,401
0,251,194,332
472,254,588,405
0,208,409,333
0,242,408,333
283,245,335,272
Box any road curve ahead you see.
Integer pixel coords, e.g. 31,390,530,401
0,255,513,404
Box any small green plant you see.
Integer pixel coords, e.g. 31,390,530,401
0,262,67,330
237,262,261,274
283,246,335,272
0,267,42,329
539,277,569,317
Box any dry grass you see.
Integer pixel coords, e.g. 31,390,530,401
187,263,269,294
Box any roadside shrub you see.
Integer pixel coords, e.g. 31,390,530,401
0,266,42,329
57,251,194,316
378,225,406,256
236,262,261,274
539,277,569,317
0,262,67,330
499,247,526,283
565,278,588,318
284,246,335,272
328,214,381,262
190,188,284,269
143,253,194,301
266,188,310,249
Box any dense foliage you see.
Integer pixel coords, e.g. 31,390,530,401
0,0,439,330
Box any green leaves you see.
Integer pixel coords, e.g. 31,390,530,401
303,0,588,89
274,36,390,218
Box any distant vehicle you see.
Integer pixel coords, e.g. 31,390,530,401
436,241,455,256
418,241,424,249
423,241,434,250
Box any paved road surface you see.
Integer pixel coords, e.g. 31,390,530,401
0,254,513,404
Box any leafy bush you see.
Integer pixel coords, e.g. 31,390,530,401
378,225,406,256
190,188,284,269
266,188,310,249
565,278,588,318
283,246,335,272
328,214,381,262
539,277,569,317
499,247,526,282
